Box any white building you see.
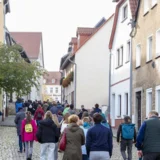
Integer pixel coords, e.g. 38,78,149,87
43,72,61,102
11,32,45,101
60,16,114,109
109,0,137,128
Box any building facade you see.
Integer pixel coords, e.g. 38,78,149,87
132,0,160,129
10,32,44,101
109,0,138,128
42,72,61,102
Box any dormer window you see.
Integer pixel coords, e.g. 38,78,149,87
52,79,55,83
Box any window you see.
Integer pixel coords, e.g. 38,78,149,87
147,36,153,61
118,95,122,117
152,0,157,7
52,79,55,83
116,46,123,68
125,93,129,115
50,87,53,94
144,0,149,14
126,41,130,62
55,87,58,93
122,5,128,20
146,88,152,117
136,44,141,67
156,30,160,56
156,86,160,113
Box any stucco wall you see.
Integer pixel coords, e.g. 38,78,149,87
75,16,114,109
110,0,132,127
132,0,160,124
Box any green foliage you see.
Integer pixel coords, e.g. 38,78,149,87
0,44,45,100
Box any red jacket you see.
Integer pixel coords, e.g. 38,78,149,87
34,108,44,120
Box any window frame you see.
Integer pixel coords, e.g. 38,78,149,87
156,29,160,56
50,87,53,94
155,86,160,114
55,87,58,94
122,4,128,21
147,35,153,62
117,95,122,117
136,44,141,67
126,40,131,62
52,79,55,84
146,88,152,117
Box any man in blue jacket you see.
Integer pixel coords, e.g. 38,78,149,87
136,110,160,160
86,113,113,160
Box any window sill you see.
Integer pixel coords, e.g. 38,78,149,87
155,55,160,59
121,17,128,23
143,11,149,17
151,3,157,10
135,66,141,69
146,60,152,64
115,65,123,69
125,61,129,64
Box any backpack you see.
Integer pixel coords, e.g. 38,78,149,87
25,123,33,133
121,124,135,139
37,112,42,119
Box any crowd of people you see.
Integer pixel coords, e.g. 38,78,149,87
14,99,160,160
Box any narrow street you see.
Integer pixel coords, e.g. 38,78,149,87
0,126,138,160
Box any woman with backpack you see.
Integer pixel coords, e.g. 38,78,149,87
36,111,60,160
34,104,44,126
21,111,37,160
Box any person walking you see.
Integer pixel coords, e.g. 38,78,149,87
21,111,37,160
80,117,91,160
136,110,160,160
86,113,113,160
50,101,58,115
61,112,70,134
34,104,44,126
15,98,23,113
78,105,88,119
36,111,60,160
117,116,136,160
14,107,25,153
62,115,85,160
68,104,76,115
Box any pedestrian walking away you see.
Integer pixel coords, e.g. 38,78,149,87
86,113,113,160
117,116,136,160
136,110,160,160
21,111,37,160
36,111,60,160
34,104,44,126
14,107,26,153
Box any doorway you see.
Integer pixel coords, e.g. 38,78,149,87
136,91,142,129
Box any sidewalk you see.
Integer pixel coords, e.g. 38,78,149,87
0,115,16,127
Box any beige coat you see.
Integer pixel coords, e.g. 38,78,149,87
63,123,85,160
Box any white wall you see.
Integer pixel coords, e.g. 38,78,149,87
110,0,132,126
75,16,114,109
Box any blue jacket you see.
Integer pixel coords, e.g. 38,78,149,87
86,123,113,157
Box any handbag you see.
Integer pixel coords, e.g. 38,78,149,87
59,129,67,151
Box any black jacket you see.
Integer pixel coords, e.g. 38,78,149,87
36,118,60,143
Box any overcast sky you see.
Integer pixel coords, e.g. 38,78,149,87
6,0,116,71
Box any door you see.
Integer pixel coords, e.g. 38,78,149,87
136,91,141,129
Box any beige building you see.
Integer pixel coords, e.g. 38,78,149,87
132,0,160,129
0,0,10,119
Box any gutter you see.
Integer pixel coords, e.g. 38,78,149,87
68,56,77,109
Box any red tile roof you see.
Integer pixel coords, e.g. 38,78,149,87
10,32,42,59
76,27,97,36
44,72,61,85
109,0,138,49
73,14,114,56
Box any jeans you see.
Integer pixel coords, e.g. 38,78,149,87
120,139,133,160
25,141,33,159
82,154,89,160
90,151,110,160
40,143,56,160
143,152,160,160
54,143,58,160
19,135,25,152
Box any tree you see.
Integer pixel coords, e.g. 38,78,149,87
0,44,45,101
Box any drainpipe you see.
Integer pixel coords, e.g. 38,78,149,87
68,57,77,109
108,49,112,124
59,70,63,104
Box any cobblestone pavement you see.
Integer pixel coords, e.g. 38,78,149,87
0,126,138,160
